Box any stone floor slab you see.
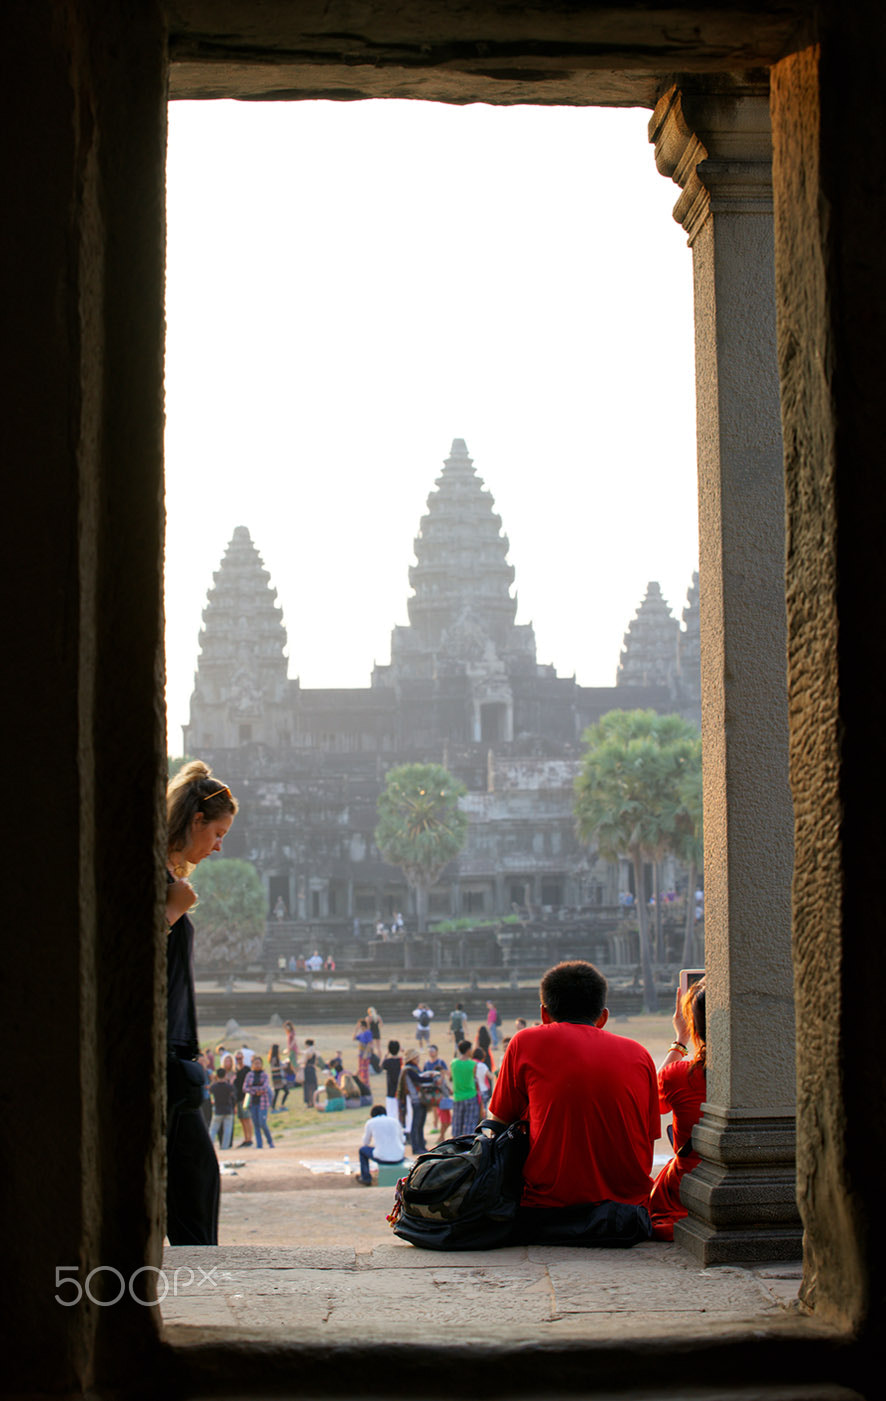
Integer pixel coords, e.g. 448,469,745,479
161,1291,241,1327
163,1196,804,1345
227,1290,332,1330
162,1266,345,1328
164,1244,356,1271
546,1257,778,1314
324,1267,555,1334
363,1242,530,1268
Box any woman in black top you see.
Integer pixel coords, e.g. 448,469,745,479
269,1043,284,1109
166,760,238,1245
232,1051,254,1146
474,1023,494,1071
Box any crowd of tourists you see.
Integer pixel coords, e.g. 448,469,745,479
193,999,514,1161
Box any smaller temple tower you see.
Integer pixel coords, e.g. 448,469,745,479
678,571,702,725
183,526,290,751
615,576,701,725
616,581,681,690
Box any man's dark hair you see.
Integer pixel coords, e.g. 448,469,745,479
371,1104,386,1118
540,961,608,1022
457,1039,472,1054
388,1039,400,1054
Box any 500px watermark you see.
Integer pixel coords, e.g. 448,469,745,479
55,1264,218,1307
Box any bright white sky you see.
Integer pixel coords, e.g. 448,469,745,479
164,99,698,754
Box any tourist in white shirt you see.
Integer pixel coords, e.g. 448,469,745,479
412,1003,434,1046
356,1105,406,1185
473,1049,493,1109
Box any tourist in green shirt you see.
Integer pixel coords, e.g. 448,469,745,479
450,1039,482,1137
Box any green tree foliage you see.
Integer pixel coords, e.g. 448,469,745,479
190,858,266,969
574,710,702,1012
672,746,704,966
375,763,469,933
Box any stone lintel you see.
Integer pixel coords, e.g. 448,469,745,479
168,5,804,106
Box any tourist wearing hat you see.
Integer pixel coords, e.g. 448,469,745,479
396,1048,437,1154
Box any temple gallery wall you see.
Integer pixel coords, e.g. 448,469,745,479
4,1,885,1397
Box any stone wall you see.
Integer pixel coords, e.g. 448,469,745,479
772,12,886,1332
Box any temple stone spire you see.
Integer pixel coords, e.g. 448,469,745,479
616,581,681,690
377,439,537,693
405,438,520,650
183,526,290,751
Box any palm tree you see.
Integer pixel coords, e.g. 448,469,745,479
672,749,704,966
574,710,701,1012
374,763,468,933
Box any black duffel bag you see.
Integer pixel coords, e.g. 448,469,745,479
388,1117,529,1251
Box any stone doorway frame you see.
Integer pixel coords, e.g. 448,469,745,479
7,3,884,1396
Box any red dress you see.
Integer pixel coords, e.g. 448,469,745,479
648,1058,706,1240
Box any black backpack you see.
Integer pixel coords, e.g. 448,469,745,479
388,1118,529,1251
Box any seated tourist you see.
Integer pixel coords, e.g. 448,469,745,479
648,979,707,1241
313,1075,346,1112
338,1069,363,1105
488,960,660,1244
355,1104,406,1185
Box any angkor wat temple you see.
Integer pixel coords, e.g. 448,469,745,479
183,439,699,957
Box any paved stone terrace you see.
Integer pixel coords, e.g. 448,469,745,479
159,1124,860,1398
163,1205,804,1341
164,1221,801,1339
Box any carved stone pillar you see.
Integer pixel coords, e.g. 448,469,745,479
650,83,800,1264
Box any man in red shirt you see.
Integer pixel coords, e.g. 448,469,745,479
488,960,659,1243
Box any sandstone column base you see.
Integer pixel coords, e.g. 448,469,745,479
675,1104,802,1265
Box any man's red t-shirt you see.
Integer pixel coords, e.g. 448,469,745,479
488,1021,660,1209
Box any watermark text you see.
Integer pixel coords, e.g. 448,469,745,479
55,1264,218,1307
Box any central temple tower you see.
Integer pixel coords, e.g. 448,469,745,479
379,439,537,698
407,437,518,648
